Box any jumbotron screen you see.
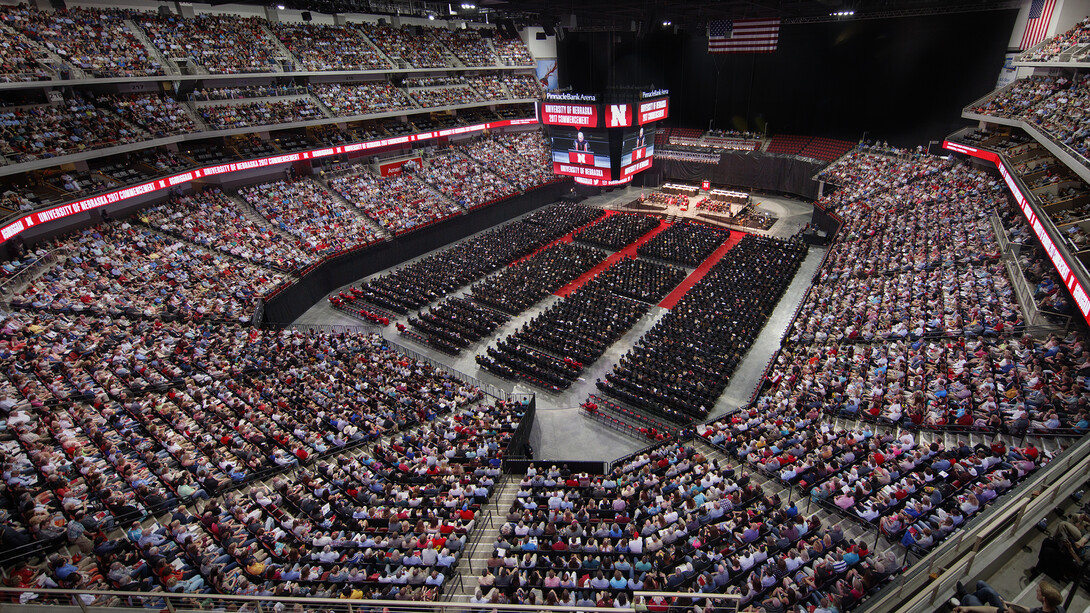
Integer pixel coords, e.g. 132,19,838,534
539,91,668,183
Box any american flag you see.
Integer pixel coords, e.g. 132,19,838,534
708,18,781,54
1020,0,1056,50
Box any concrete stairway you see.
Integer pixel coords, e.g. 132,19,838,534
445,475,520,601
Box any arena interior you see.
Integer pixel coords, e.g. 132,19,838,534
0,0,1088,612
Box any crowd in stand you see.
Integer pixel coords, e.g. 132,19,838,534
199,99,327,130
462,74,541,101
136,13,279,74
102,94,197,138
10,221,284,322
1,6,162,77
602,235,808,423
458,133,554,190
0,21,52,82
0,5,539,91
0,96,146,163
697,403,1054,559
347,203,602,315
637,221,730,266
815,149,948,208
430,28,498,66
139,189,317,274
310,82,415,117
477,444,895,611
574,214,660,250
419,151,517,208
364,24,449,69
270,22,392,71
0,305,520,602
329,169,462,233
407,83,481,109
239,178,380,257
1019,16,1090,62
189,86,308,102
493,36,535,66
972,74,1090,161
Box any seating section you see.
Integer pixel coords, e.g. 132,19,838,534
363,24,449,69
418,151,518,208
636,221,730,266
329,169,461,233
199,99,328,130
311,82,416,117
431,28,499,67
0,21,53,82
0,97,148,163
574,214,661,250
479,256,685,391
698,411,1055,558
342,203,604,317
970,74,1090,164
1018,16,1090,62
801,138,856,163
136,13,281,74
139,189,316,274
2,6,162,78
238,179,381,257
493,35,535,66
600,235,808,422
766,135,813,156
486,444,896,610
406,76,482,108
269,22,392,71
0,307,518,601
471,242,605,317
11,222,285,322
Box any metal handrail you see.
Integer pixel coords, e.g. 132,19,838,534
0,248,60,305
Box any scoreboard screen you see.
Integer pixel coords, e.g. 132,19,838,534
621,124,656,167
541,92,668,183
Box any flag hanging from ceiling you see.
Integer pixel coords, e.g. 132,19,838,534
1020,0,1056,50
708,18,781,54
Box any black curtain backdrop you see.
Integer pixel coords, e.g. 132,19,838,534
657,152,825,199
558,10,1017,145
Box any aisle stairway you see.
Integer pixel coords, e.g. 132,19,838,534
446,475,520,600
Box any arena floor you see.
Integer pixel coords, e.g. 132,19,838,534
292,186,823,461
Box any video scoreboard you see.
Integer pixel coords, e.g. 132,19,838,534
540,90,669,185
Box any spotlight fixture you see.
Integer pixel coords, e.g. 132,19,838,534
831,10,855,17
662,20,671,26
460,2,476,9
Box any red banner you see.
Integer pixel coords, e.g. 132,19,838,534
540,103,598,127
0,118,535,244
620,156,654,179
637,98,669,125
379,156,422,177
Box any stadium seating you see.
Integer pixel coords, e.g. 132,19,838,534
1017,16,1090,62
766,135,813,156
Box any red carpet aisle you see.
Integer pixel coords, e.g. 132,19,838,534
554,218,673,298
658,231,745,309
507,210,618,268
